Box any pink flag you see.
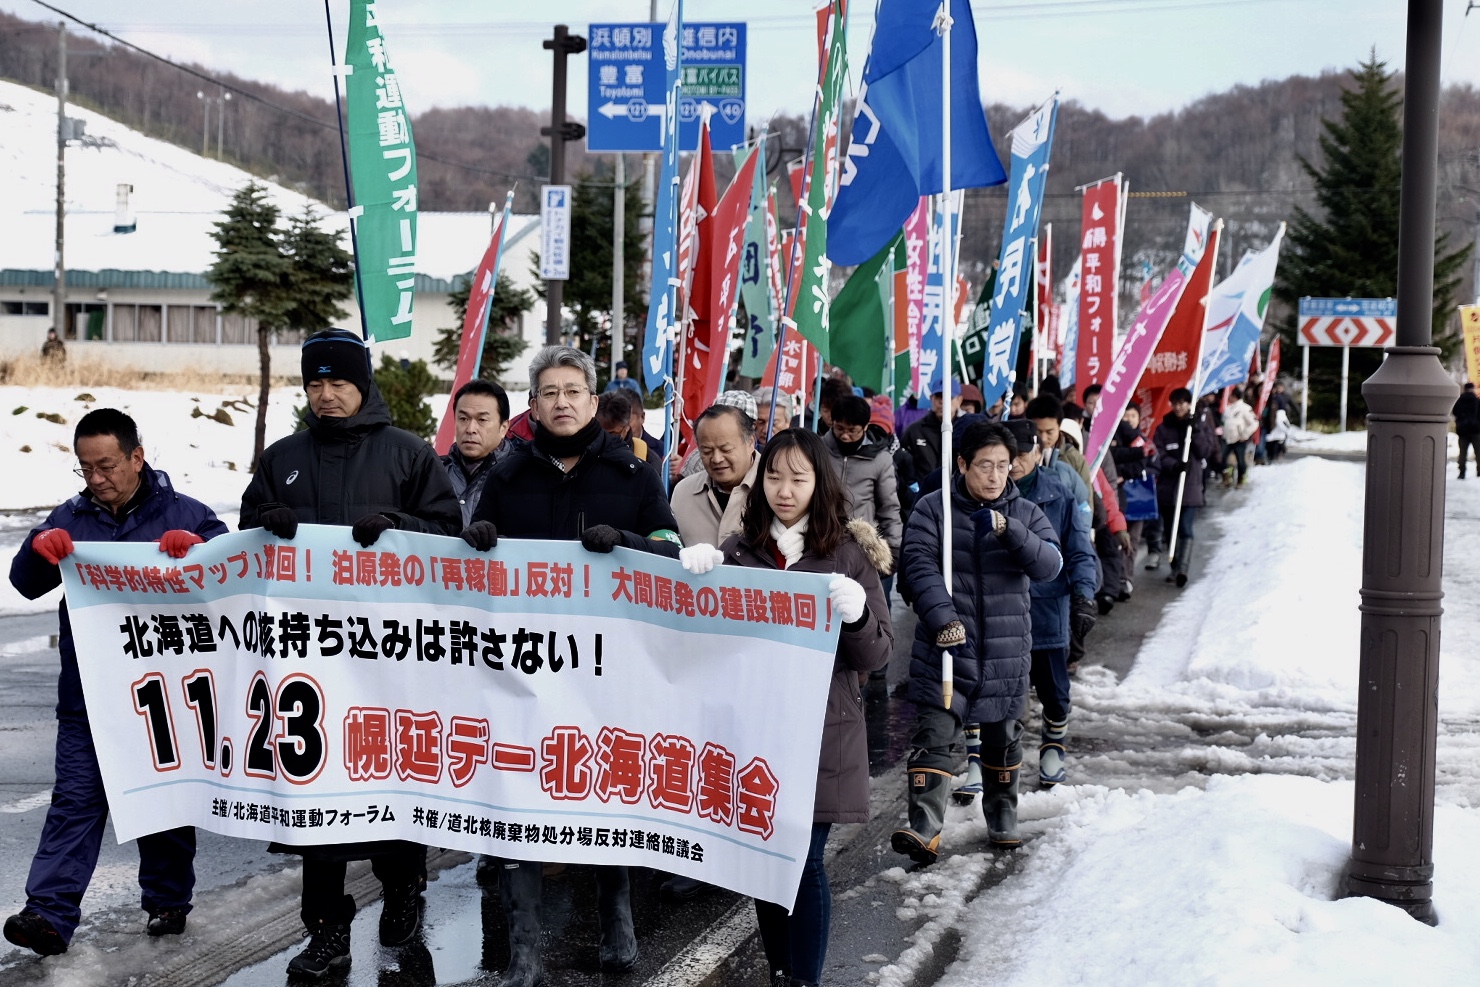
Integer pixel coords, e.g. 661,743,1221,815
902,197,930,393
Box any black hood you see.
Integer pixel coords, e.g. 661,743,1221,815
303,377,393,442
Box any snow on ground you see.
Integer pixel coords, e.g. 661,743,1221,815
1288,424,1465,460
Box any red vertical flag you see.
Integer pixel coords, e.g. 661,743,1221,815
1074,176,1121,398
1036,229,1053,370
677,120,718,454
1134,222,1221,433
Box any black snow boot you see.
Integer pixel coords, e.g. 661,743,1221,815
596,866,639,972
378,878,425,946
982,764,1022,847
286,921,351,979
1174,536,1194,587
499,860,545,987
892,766,952,865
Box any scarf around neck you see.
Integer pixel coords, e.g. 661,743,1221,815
532,419,602,461
769,515,809,569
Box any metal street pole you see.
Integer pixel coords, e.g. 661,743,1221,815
1346,0,1456,926
542,24,587,345
53,21,67,341
217,89,231,159
197,91,210,157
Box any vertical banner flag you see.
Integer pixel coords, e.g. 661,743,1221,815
737,144,774,378
1073,175,1121,397
434,192,515,455
960,272,995,384
677,119,718,449
1135,218,1222,431
1461,305,1480,388
901,197,930,393
829,233,903,393
641,0,684,392
977,95,1059,410
1036,226,1054,371
920,194,962,394
827,0,1006,267
1255,336,1282,424
1197,224,1286,396
345,0,418,341
1058,256,1082,391
1084,205,1213,470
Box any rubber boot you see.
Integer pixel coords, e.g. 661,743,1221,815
1038,717,1069,787
1174,536,1194,588
951,726,984,805
498,860,544,987
595,866,638,972
1143,550,1161,570
982,764,1022,847
891,766,951,865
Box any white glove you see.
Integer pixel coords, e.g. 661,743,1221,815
679,543,724,575
829,576,867,625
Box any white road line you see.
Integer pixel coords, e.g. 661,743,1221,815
643,901,758,987
0,789,52,814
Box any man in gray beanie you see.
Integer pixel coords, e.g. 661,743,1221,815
239,327,461,978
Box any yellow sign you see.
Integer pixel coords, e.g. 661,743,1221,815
1463,305,1480,388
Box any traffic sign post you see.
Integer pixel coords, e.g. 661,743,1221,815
1297,297,1397,432
587,22,745,153
540,185,572,281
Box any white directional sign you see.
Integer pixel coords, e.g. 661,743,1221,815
1297,297,1396,347
540,185,572,281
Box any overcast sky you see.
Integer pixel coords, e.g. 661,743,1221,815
5,0,1479,129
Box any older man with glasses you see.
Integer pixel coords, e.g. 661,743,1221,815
462,345,681,987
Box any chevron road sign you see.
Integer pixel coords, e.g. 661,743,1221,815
1297,297,1397,347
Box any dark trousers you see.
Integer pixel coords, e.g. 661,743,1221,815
1460,433,1478,475
907,703,1024,774
1160,504,1198,546
300,844,426,928
25,714,195,941
1225,440,1250,482
1030,648,1072,724
755,822,832,984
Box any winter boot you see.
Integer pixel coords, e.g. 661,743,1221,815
3,910,67,956
1143,550,1161,570
951,726,984,805
1174,536,1194,588
286,921,351,979
499,860,545,987
891,766,952,865
595,866,638,973
146,906,188,937
1038,718,1069,788
982,764,1022,847
378,878,425,946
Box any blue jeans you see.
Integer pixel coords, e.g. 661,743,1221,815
755,822,832,984
25,715,195,940
1030,647,1072,723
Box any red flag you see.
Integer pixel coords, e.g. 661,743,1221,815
677,121,719,455
1036,229,1054,369
434,196,513,455
762,330,821,422
786,157,806,213
1075,177,1122,396
1256,338,1281,419
677,150,702,310
1135,222,1221,433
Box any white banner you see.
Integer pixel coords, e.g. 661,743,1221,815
60,526,840,907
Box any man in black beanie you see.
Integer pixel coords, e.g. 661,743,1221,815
239,327,460,978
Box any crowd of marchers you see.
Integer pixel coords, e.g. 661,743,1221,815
1,329,1320,986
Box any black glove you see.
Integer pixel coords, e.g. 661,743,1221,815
1163,459,1187,475
461,520,498,552
1071,595,1098,639
256,503,299,540
351,512,396,547
580,524,623,554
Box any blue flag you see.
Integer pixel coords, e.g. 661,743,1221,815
641,0,683,394
1197,225,1285,396
977,95,1058,411
827,0,1006,268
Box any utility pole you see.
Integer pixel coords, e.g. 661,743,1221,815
53,21,67,340
541,24,587,345
1346,0,1456,926
196,90,210,156
217,88,231,159
613,153,626,374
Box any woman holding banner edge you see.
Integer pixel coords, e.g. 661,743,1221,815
678,428,893,987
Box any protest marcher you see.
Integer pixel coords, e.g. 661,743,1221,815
754,386,796,443
892,421,1062,863
603,360,641,395
442,379,511,526
1152,387,1219,587
5,408,228,956
1110,404,1158,597
1221,385,1259,487
463,345,681,986
1008,386,1029,420
1454,382,1480,479
959,384,985,416
670,403,759,564
675,390,758,481
240,327,461,978
1081,383,1102,430
903,380,963,497
1265,401,1293,462
821,395,902,569
678,428,892,987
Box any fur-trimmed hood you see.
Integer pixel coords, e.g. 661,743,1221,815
847,517,894,575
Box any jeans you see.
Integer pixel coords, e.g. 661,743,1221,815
1030,648,1072,723
755,822,832,984
1225,440,1250,482
1160,504,1198,546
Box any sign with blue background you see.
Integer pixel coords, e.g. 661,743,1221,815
1297,297,1397,318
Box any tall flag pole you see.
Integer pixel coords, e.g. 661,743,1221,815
322,0,368,338
937,0,955,712
342,0,419,342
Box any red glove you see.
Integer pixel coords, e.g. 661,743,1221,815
33,528,74,565
158,530,205,559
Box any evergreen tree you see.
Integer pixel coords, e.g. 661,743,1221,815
373,355,438,438
431,271,534,386
1274,53,1471,424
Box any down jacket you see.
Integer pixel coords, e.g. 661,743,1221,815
1153,411,1219,510
721,519,893,823
1020,467,1098,651
241,381,461,536
822,427,903,554
11,465,228,715
902,476,1062,723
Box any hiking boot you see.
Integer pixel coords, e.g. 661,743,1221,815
983,765,1022,846
951,726,983,806
4,910,67,956
1039,718,1069,788
147,906,188,937
287,922,351,979
378,881,424,946
893,766,951,864
596,867,638,972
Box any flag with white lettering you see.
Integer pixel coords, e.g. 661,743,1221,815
1073,176,1121,397
641,0,684,393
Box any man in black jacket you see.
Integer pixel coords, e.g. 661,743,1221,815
1454,382,1480,479
240,327,461,979
463,345,680,987
442,379,511,525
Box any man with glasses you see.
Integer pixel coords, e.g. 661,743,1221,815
5,409,228,956
462,345,680,987
892,421,1061,866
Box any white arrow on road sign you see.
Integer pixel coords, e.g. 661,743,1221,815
596,99,667,126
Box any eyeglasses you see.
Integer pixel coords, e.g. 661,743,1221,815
74,461,122,479
536,385,591,402
967,459,1012,475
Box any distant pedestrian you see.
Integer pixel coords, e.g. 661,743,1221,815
1454,382,1480,479
41,327,66,364
5,408,227,956
603,360,641,395
1265,403,1292,462
1152,387,1219,587
1221,386,1258,487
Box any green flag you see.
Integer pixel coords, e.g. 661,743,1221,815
959,268,997,384
830,233,902,394
345,0,418,341
736,144,774,378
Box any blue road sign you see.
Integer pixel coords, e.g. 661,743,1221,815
587,22,746,153
1298,297,1397,318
